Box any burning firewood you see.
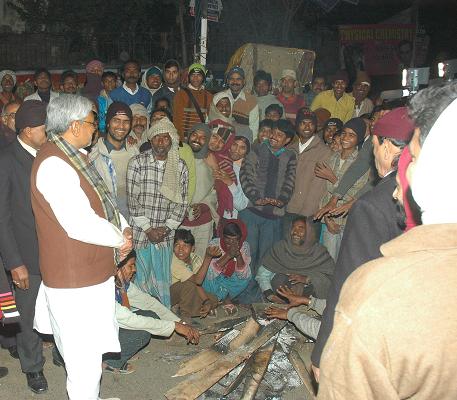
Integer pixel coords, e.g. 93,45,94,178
173,318,260,377
165,320,286,400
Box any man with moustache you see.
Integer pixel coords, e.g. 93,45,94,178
128,103,149,148
90,102,138,219
311,107,413,380
180,123,218,259
0,101,49,394
110,60,152,113
220,66,259,138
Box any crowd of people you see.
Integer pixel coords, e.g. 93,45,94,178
0,57,456,400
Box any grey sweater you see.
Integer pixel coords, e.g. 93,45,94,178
240,142,297,218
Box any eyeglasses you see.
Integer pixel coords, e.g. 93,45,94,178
81,120,98,129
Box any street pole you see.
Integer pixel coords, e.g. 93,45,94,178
200,0,208,66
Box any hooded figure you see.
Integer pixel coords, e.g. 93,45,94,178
208,120,237,217
82,60,104,103
141,66,163,97
146,117,184,204
208,92,253,142
180,122,219,259
260,217,335,299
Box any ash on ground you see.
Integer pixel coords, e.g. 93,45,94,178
197,323,310,400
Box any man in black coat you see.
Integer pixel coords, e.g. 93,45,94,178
311,107,414,376
0,100,48,393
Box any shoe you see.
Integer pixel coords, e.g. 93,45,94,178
0,367,8,379
52,353,65,368
26,371,48,394
7,345,19,359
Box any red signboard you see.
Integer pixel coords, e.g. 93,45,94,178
339,24,416,76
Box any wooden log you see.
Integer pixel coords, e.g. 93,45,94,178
288,342,316,398
240,339,277,400
165,320,286,400
173,318,259,377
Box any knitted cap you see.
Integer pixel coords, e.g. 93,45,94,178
343,117,367,145
296,108,317,127
188,63,206,77
106,102,133,125
146,66,162,78
325,118,343,131
86,60,104,73
354,71,371,86
373,107,414,142
227,66,245,79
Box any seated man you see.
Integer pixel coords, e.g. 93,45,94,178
104,250,200,373
170,229,220,318
256,216,335,301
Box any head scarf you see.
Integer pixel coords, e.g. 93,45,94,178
130,103,149,126
397,146,419,231
343,117,367,147
209,120,236,217
15,100,47,131
106,101,133,126
412,97,457,224
208,92,234,124
147,117,184,204
0,70,16,91
141,66,163,96
82,73,103,103
188,122,211,159
261,217,335,298
214,219,248,277
86,60,104,74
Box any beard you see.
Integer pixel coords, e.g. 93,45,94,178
395,201,407,230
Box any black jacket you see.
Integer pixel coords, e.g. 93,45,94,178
0,140,40,275
312,173,403,366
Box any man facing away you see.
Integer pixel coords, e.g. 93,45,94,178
32,94,132,400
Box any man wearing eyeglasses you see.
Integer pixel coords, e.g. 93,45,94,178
0,100,49,393
90,102,139,220
0,101,20,149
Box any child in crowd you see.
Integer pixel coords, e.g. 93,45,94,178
170,229,220,318
316,117,370,259
264,103,283,121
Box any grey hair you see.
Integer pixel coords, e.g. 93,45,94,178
46,94,93,135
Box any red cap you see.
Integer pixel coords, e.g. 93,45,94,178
373,107,414,142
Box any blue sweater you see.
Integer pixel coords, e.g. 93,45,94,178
109,85,152,111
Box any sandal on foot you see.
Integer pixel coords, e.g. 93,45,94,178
104,362,135,375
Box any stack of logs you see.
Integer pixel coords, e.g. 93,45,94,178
165,312,317,400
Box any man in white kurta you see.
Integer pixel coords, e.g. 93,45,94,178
31,95,132,400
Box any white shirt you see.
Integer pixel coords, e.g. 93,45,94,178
17,137,37,157
298,136,315,154
35,153,128,248
123,82,139,95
